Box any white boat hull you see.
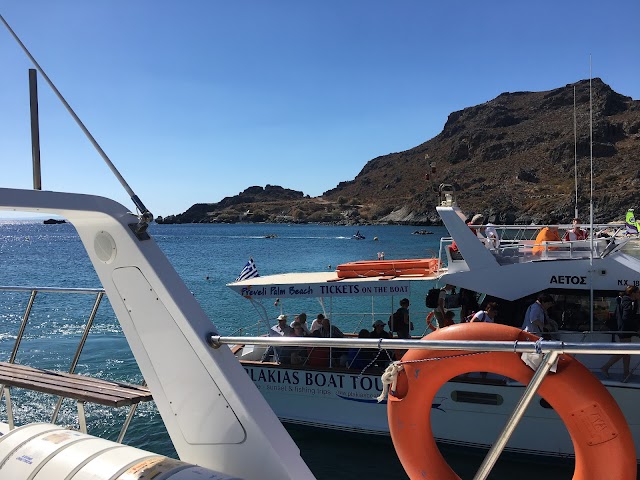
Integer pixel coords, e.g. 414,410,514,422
242,362,640,461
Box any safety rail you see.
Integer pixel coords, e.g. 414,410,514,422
210,333,640,480
0,285,149,442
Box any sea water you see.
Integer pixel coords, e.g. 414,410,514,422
0,221,575,479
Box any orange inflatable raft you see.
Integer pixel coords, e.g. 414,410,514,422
336,258,440,278
387,323,636,480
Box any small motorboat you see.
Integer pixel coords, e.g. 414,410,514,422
352,231,365,240
264,234,278,239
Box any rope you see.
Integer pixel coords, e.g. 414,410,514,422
534,338,543,354
377,361,403,402
377,351,488,402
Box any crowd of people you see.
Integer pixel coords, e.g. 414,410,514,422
267,311,398,368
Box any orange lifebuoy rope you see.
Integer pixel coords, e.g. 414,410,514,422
425,311,438,332
387,323,636,480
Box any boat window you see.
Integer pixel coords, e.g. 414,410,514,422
549,292,616,331
451,390,503,406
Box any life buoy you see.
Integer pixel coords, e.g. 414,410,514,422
425,311,438,332
336,258,440,279
387,323,636,480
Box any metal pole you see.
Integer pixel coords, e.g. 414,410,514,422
589,56,594,332
573,85,578,218
29,69,41,190
0,290,38,405
51,292,103,424
473,351,559,480
0,14,152,220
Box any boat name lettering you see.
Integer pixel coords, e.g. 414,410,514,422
617,279,640,286
244,368,300,385
549,275,586,285
305,372,345,388
289,286,313,295
244,368,383,392
240,287,267,296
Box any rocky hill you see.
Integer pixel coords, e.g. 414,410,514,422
158,79,640,225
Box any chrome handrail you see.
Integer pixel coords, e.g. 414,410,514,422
209,334,640,355
0,285,142,442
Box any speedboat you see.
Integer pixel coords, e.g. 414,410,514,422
352,232,365,240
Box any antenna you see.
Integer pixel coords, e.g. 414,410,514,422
573,85,578,219
589,55,594,332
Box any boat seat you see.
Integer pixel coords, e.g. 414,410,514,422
0,361,151,408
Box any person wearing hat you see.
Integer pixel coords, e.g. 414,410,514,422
270,314,294,336
370,319,391,339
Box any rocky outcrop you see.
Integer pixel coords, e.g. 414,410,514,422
161,79,640,225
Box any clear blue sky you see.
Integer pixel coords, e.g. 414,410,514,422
1,1,639,218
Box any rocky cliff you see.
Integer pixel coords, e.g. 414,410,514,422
158,79,640,225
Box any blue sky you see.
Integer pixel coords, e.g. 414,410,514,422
1,1,639,218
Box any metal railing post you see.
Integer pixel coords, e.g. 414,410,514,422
51,291,103,424
473,351,559,480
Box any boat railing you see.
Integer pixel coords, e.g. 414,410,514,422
440,231,618,268
0,285,149,442
211,333,640,479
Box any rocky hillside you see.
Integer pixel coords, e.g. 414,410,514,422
158,79,640,225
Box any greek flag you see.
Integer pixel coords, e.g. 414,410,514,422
236,258,259,281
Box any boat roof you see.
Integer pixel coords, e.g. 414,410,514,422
228,271,439,299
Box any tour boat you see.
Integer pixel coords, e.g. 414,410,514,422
227,194,640,464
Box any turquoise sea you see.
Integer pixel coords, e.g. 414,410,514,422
0,221,575,479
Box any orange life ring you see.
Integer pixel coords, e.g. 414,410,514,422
336,258,439,279
387,323,636,480
425,311,438,332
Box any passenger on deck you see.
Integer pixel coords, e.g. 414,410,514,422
289,321,308,366
312,317,344,338
470,302,498,323
270,314,294,336
563,218,587,241
449,214,485,259
601,285,640,381
484,222,499,248
370,319,391,339
310,313,325,333
532,226,561,255
443,310,455,327
459,288,480,323
291,312,310,335
394,298,412,339
521,294,555,334
264,314,294,363
434,285,454,328
347,329,375,369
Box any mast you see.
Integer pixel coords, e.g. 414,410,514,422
589,56,594,332
573,86,578,218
